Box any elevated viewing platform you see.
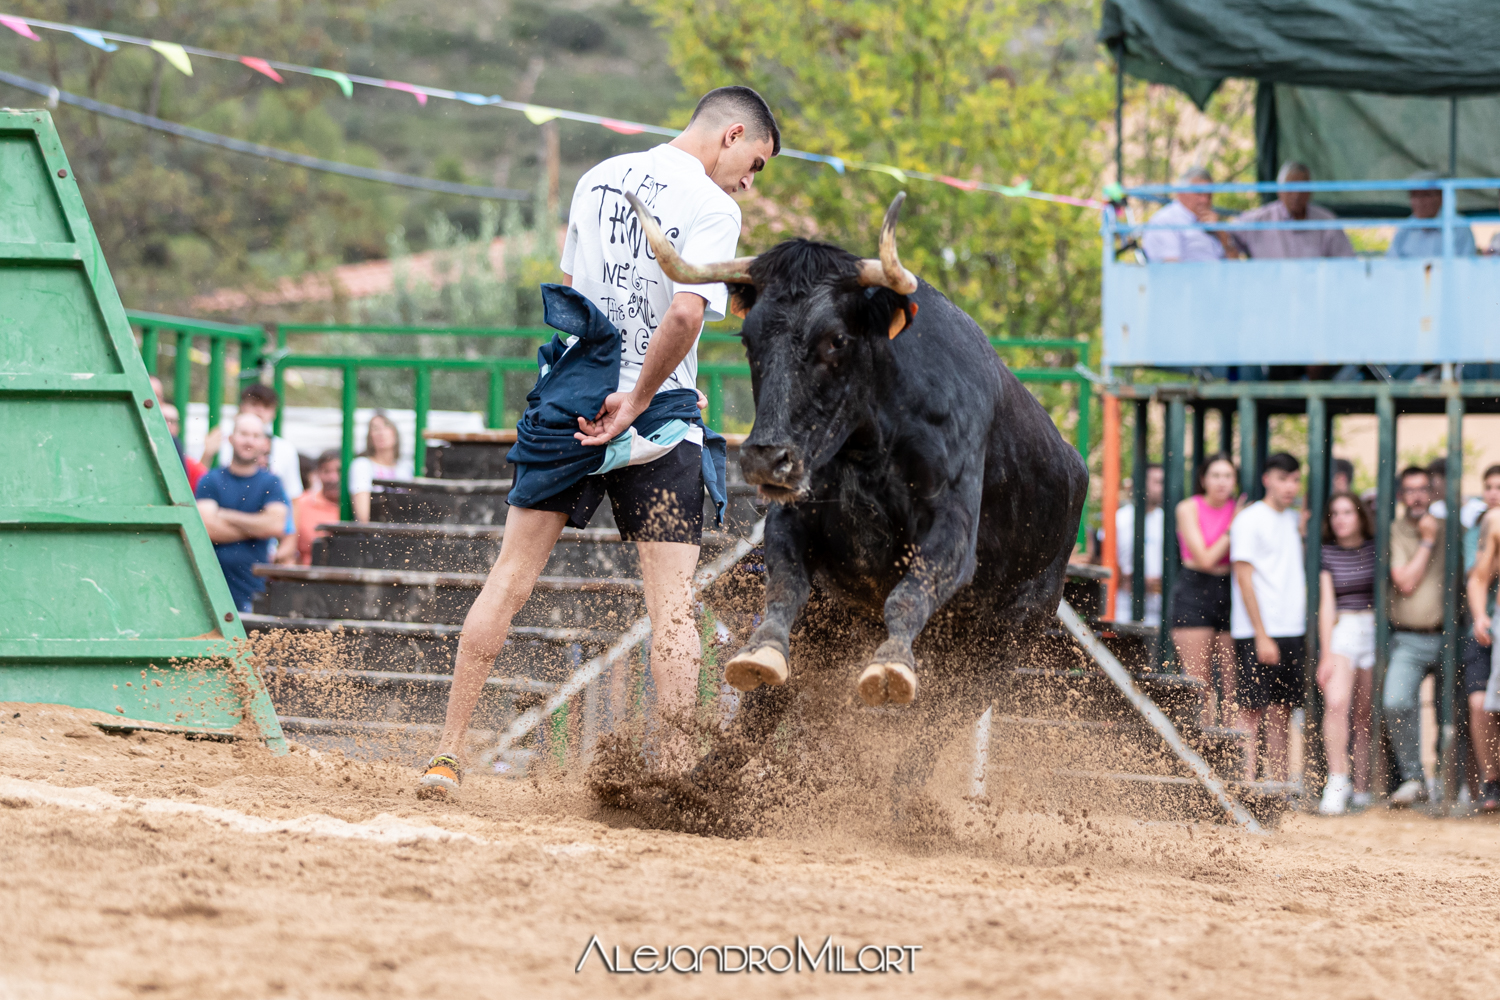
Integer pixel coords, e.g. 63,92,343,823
1103,177,1500,369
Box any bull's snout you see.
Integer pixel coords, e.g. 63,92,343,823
739,442,807,502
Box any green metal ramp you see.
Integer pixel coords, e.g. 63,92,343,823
0,109,285,752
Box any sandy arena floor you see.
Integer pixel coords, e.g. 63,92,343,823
3,701,1500,999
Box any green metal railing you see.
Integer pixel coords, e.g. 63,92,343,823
134,317,1095,538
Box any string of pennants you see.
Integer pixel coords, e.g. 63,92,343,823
0,11,1106,210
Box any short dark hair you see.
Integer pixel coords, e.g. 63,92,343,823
1428,457,1448,478
688,86,781,156
1322,491,1374,545
1264,452,1300,475
1145,462,1163,473
1398,465,1430,485
1194,452,1237,495
240,382,280,408
1483,464,1500,482
1332,458,1355,480
316,449,341,468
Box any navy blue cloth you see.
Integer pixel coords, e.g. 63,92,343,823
506,283,727,526
195,466,289,611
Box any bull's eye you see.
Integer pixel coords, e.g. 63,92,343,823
819,331,851,363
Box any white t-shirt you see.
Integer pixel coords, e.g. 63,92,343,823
1229,501,1306,639
347,455,415,496
1114,503,1164,624
560,143,742,398
218,432,303,500
1140,199,1225,263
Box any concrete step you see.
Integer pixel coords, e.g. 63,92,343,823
267,663,553,730
370,476,765,535
422,431,748,484
1001,665,1207,724
240,613,617,677
988,713,1244,782
251,565,645,627
311,522,737,577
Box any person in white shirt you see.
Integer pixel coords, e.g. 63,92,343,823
1114,464,1164,624
1140,166,1243,263
348,411,415,522
419,86,781,797
1230,452,1307,782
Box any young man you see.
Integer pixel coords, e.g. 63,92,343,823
1229,452,1306,782
203,383,303,501
293,450,343,565
1463,465,1500,811
418,86,780,797
195,413,291,612
1384,465,1446,807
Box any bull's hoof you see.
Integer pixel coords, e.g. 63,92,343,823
857,661,917,707
725,645,788,692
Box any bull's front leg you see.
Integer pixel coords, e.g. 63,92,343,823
859,497,980,707
724,508,809,691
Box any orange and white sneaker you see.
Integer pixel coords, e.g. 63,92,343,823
417,754,461,799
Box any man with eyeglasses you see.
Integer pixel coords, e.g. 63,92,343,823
1384,466,1446,807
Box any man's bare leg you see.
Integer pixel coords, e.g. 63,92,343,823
637,540,701,772
1236,707,1264,780
1261,703,1292,782
433,508,569,759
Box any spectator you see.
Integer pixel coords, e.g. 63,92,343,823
293,450,343,566
1316,493,1377,815
1140,167,1242,263
1230,452,1306,782
202,383,303,501
1383,466,1446,807
1332,458,1355,496
1114,463,1165,624
1427,456,1487,528
1171,453,1243,727
1233,161,1355,260
195,413,290,613
1388,171,1476,259
1463,465,1500,812
348,411,414,522
160,402,206,490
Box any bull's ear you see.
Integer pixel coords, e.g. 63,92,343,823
727,282,756,319
887,300,918,339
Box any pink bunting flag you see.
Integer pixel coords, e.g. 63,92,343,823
0,15,40,40
384,80,428,106
600,118,645,135
240,57,284,83
938,175,980,192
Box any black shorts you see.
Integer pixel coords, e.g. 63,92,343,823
1170,568,1231,630
1233,635,1306,711
1463,633,1492,697
517,442,704,544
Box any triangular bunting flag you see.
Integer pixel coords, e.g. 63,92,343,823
0,15,39,40
240,57,284,83
309,68,353,98
149,40,193,76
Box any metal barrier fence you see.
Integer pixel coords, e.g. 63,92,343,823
131,316,1096,537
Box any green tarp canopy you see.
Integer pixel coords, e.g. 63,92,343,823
1100,0,1500,212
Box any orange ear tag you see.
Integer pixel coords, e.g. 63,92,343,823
888,301,917,339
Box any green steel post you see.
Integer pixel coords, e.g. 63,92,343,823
1158,395,1186,672
207,336,226,466
1254,407,1271,502
1076,377,1091,550
487,365,505,429
272,362,286,438
1133,399,1149,621
239,332,262,387
139,325,158,374
1441,392,1464,805
1373,390,1397,791
414,366,431,478
1304,395,1329,781
1238,395,1257,500
1191,402,1206,475
174,331,191,418
1219,404,1234,455
340,364,357,521
709,373,724,432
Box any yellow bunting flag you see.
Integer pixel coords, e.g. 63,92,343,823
149,40,193,76
522,105,560,125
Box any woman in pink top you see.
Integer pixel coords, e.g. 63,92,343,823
1170,453,1244,727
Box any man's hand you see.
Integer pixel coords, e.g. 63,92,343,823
1255,633,1281,665
576,391,647,447
200,426,223,466
1418,513,1440,544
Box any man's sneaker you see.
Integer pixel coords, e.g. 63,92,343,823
1350,791,1373,811
1482,781,1500,813
1319,773,1353,815
417,754,461,800
1389,778,1428,808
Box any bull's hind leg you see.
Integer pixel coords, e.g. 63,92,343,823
725,511,809,691
858,496,980,707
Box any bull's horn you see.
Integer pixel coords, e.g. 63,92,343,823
623,192,756,284
856,192,919,294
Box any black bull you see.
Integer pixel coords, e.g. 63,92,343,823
627,192,1086,786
